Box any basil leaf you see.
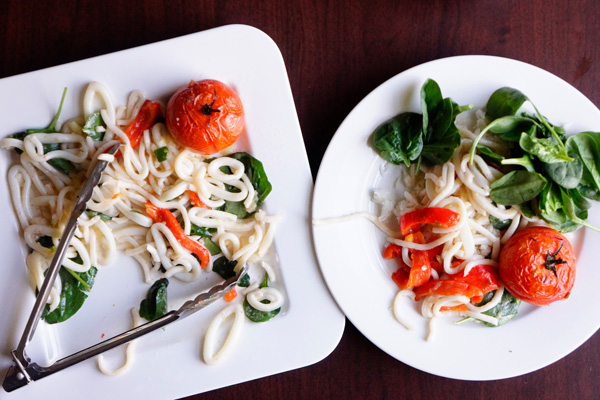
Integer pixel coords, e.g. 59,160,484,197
489,170,547,205
139,278,169,321
82,112,105,140
154,146,169,162
212,257,238,280
243,297,280,323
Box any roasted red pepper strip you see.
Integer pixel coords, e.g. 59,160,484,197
123,100,161,149
188,190,209,209
413,264,500,302
383,243,402,259
145,201,210,268
399,207,460,236
390,232,431,290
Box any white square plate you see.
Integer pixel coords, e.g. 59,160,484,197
0,24,344,398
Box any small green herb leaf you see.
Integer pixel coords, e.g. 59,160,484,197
82,112,105,140
154,146,169,162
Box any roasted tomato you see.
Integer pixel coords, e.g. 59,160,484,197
165,79,245,154
499,226,576,305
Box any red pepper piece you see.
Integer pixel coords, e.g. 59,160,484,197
383,243,402,259
224,287,237,302
413,264,500,302
123,100,162,149
390,231,432,290
188,190,209,209
145,201,210,268
399,207,460,236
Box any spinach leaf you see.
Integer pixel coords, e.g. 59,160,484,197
560,187,600,232
42,266,98,324
420,119,461,165
218,200,249,219
82,112,105,140
542,154,583,189
537,183,587,233
420,78,444,141
216,152,273,219
469,116,534,163
373,112,423,166
139,278,169,321
243,297,280,323
373,79,469,167
520,201,536,218
566,131,600,194
154,146,169,162
489,215,512,230
212,257,238,280
85,210,112,221
519,132,572,163
478,290,521,327
485,87,529,120
501,154,535,172
477,145,505,163
48,158,75,176
238,273,251,288
190,224,216,238
37,235,55,249
489,170,547,205
8,88,74,175
230,152,272,207
205,238,221,256
259,272,270,289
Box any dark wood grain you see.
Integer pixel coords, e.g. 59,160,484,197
1,1,599,399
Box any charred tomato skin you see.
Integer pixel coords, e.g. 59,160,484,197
166,79,245,154
499,226,576,305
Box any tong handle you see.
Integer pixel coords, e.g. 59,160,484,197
3,311,179,392
3,267,243,392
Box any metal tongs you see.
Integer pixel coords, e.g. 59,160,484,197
3,143,243,392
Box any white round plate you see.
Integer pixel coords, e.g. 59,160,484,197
312,55,600,380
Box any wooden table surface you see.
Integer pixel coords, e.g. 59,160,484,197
2,1,599,399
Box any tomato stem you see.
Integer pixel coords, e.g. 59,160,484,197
544,240,566,276
201,88,221,127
